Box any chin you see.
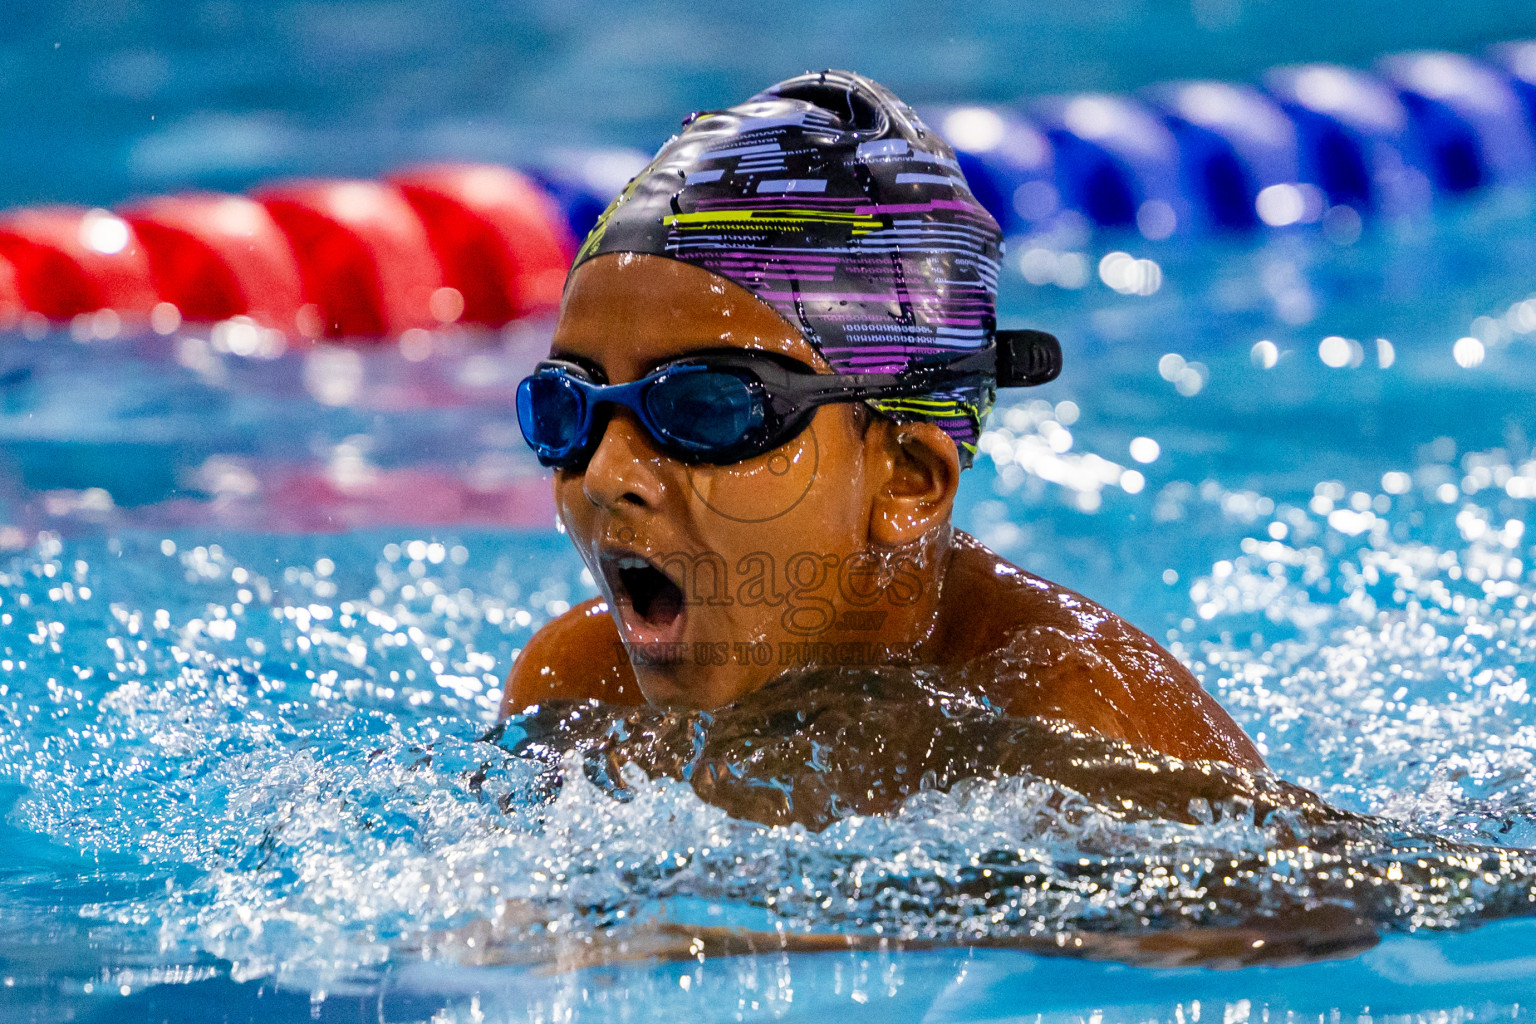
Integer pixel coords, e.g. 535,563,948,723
634,662,755,711
631,663,698,708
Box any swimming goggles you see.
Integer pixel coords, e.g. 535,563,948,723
515,330,1061,470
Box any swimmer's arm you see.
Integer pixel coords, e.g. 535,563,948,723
634,902,1376,968
435,903,1374,971
498,597,643,717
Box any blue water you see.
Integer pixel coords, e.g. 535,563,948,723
9,2,1536,1022
4,189,1536,1019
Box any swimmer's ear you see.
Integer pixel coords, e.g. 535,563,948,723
865,419,959,545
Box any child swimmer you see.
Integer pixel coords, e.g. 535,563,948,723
500,70,1262,771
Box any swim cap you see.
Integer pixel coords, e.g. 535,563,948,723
570,70,1004,466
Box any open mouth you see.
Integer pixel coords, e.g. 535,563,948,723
600,550,687,642
617,557,684,624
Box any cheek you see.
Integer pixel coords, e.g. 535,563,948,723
552,474,592,536
684,417,868,561
682,423,822,526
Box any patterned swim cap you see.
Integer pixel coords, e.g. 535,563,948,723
570,70,1005,466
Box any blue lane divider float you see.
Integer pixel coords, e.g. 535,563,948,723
1029,92,1189,237
1377,50,1536,192
1490,41,1536,129
1142,80,1304,231
1262,63,1432,218
945,42,1536,242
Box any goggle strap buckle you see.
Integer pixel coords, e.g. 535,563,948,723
996,329,1063,387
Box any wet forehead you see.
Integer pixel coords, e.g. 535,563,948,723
551,253,826,381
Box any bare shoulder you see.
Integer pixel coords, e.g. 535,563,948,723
934,531,1264,768
499,597,642,717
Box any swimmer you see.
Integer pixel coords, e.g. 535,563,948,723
499,70,1261,772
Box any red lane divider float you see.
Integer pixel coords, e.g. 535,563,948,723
253,179,448,341
0,164,581,345
391,164,574,325
0,206,159,322
120,193,306,333
0,255,21,329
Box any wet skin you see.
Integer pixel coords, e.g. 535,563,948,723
501,252,1262,770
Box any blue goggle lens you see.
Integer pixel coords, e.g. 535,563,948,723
517,374,587,459
644,369,762,452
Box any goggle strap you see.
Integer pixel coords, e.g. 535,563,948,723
894,332,1062,390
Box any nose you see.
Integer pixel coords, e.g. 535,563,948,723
579,408,669,510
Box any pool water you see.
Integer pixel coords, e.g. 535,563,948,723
4,179,1536,1021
